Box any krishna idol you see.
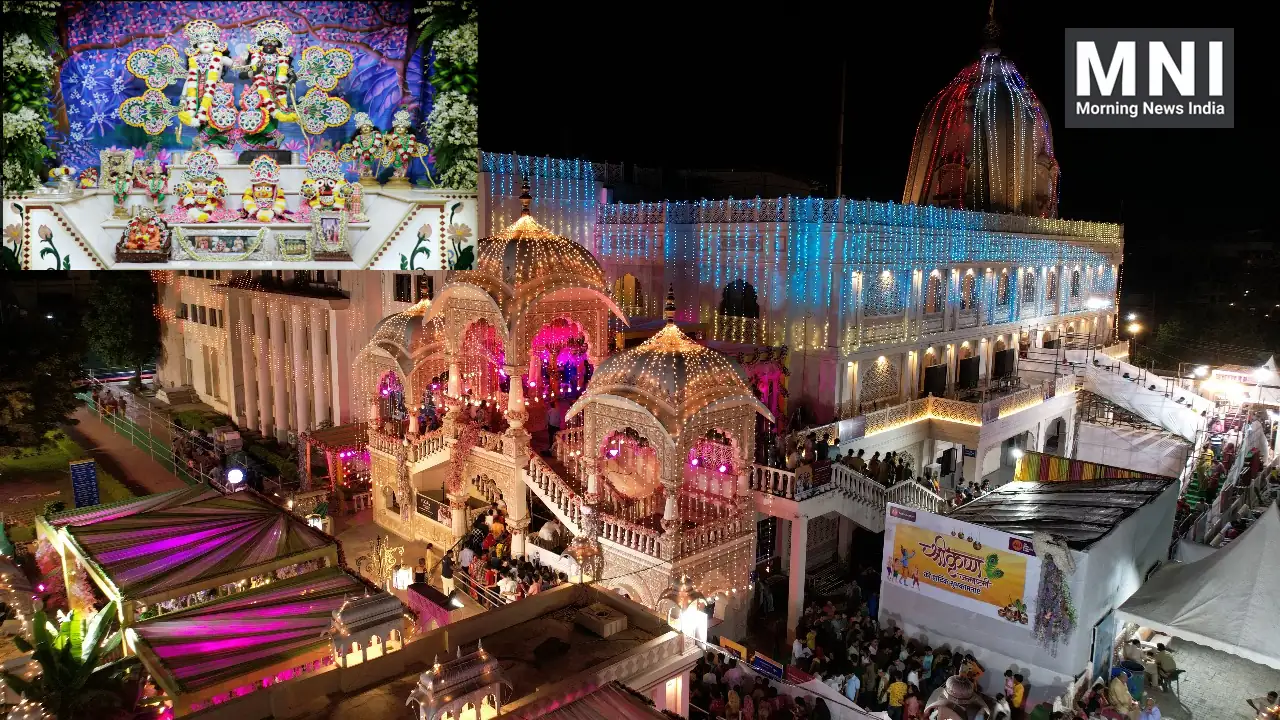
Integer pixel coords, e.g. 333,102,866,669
176,20,232,131
242,155,290,222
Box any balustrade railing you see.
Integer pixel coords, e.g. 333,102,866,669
887,478,945,513
929,396,983,425
1055,374,1079,396
367,429,401,457
956,309,979,329
527,456,583,532
864,398,930,435
476,429,505,453
599,515,664,557
921,313,945,334
751,460,944,517
751,464,796,498
676,515,748,559
554,427,585,482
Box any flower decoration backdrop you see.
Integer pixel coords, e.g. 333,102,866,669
52,1,439,184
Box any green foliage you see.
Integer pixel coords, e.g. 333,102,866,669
0,600,162,720
247,442,299,483
1,3,59,194
0,304,85,453
173,410,230,432
416,0,477,49
83,274,161,388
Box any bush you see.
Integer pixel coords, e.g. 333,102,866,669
246,443,298,483
8,525,36,543
173,410,232,432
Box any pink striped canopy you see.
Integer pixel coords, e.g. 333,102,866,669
132,567,368,692
66,490,333,599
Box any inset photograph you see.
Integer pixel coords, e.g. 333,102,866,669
2,0,477,270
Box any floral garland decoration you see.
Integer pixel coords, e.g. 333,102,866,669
1032,553,1078,655
447,420,480,495
417,0,477,190
1,3,58,195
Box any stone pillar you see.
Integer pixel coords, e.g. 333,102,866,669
786,515,808,642
507,475,530,559
660,476,679,561
269,307,288,442
328,308,351,424
238,296,260,433
249,298,272,438
290,304,310,433
503,363,531,461
310,306,330,427
837,515,854,563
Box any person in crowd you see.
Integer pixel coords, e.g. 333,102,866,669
1138,697,1161,720
852,448,867,473
1010,673,1026,717
413,556,428,585
1122,638,1144,664
868,452,882,481
903,688,923,720
1248,691,1279,714
1154,643,1177,691
440,551,454,594
843,449,857,468
992,693,1011,720
886,670,908,719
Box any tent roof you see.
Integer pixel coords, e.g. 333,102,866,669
65,489,334,600
947,478,1176,549
131,566,372,693
1118,503,1280,669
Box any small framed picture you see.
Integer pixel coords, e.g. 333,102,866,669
99,150,133,186
310,209,350,261
275,232,312,261
175,227,266,261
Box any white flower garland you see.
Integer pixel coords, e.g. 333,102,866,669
435,24,477,67
425,90,477,189
3,107,44,143
1,33,55,76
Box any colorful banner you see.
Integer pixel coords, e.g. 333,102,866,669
1013,450,1170,483
882,504,1040,628
719,637,748,660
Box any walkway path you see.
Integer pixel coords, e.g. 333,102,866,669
63,407,187,497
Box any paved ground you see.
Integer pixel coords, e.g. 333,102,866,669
65,406,188,495
1139,638,1280,720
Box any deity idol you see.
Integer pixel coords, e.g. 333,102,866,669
173,150,227,223
337,112,384,182
236,20,297,145
176,20,232,131
381,109,431,189
135,160,169,208
300,151,353,213
108,165,132,219
242,155,290,222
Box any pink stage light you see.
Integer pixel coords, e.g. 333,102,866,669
37,583,45,592
718,464,728,473
690,458,699,466
608,448,619,457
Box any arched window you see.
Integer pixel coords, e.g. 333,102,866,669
996,271,1011,306
1070,269,1082,298
1021,271,1037,304
960,272,976,310
924,272,944,314
1046,270,1058,301
613,273,645,315
719,279,760,318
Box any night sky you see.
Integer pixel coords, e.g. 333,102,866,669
483,2,1263,295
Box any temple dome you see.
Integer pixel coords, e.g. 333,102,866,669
459,212,607,300
901,19,1060,218
570,323,771,438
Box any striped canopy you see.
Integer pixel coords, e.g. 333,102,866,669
65,489,333,600
132,567,370,693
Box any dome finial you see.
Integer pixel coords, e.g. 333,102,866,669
982,0,1001,51
663,285,677,324
519,177,532,217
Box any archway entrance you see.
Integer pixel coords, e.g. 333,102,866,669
1044,417,1067,454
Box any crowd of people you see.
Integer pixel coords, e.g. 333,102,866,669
426,502,569,607
689,652,833,720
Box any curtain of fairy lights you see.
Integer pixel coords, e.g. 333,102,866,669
459,319,505,404
481,152,601,250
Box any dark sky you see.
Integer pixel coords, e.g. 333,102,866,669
483,1,1264,285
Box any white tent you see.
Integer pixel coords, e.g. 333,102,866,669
1118,502,1280,669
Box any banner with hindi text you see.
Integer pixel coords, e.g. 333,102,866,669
881,504,1040,629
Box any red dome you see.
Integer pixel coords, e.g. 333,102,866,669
902,45,1060,218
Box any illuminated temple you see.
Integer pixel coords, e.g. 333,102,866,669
137,17,1141,718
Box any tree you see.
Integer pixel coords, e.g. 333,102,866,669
83,273,160,388
0,302,84,454
0,600,161,720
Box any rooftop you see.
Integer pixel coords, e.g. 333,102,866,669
947,478,1177,549
130,566,374,694
477,599,658,702
64,488,334,600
